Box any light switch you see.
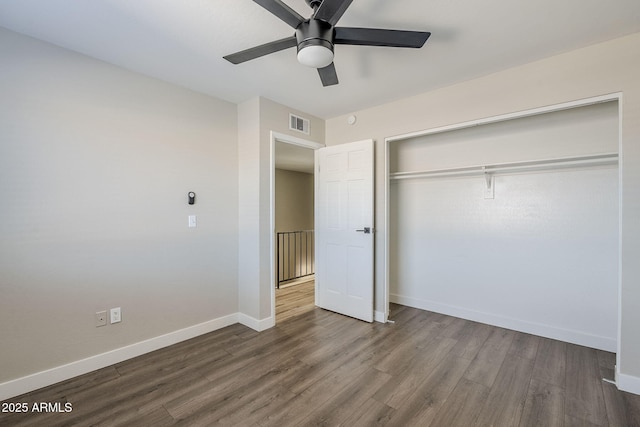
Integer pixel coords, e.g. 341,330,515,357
188,215,197,228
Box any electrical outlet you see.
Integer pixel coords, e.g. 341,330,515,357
95,311,107,327
110,307,121,324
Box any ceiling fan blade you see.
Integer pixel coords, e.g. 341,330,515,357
313,0,354,26
318,63,339,86
334,27,431,48
223,36,297,64
254,0,305,29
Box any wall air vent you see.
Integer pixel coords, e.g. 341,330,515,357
289,113,310,135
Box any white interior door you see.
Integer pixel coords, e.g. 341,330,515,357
315,139,374,322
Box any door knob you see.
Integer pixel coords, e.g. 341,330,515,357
356,227,371,234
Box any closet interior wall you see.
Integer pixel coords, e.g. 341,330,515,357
389,101,619,351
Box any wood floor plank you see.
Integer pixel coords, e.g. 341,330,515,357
596,349,616,382
473,353,535,426
463,327,516,388
4,292,640,427
438,316,469,339
385,355,473,425
532,337,567,387
596,349,616,370
564,414,603,427
388,303,422,325
298,367,392,426
258,351,377,426
429,377,490,426
166,342,312,420
509,332,541,360
170,359,309,425
114,330,240,377
298,318,376,367
225,327,299,358
519,379,565,427
216,386,298,426
276,281,315,323
66,344,229,407
287,329,391,396
565,344,608,426
374,338,424,376
49,345,227,426
63,369,211,426
448,321,493,360
340,398,395,427
399,314,451,350
601,380,640,427
93,405,175,427
372,336,458,409
39,366,122,401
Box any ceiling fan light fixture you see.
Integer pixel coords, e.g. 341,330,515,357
223,0,432,86
297,40,334,68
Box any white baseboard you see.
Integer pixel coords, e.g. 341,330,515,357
0,313,239,401
391,293,616,352
238,313,275,331
617,372,640,395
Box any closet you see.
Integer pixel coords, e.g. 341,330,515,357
388,100,619,351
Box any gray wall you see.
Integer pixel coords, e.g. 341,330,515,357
0,28,239,383
4,22,640,397
275,169,314,232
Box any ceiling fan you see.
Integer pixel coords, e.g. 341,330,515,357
223,0,431,86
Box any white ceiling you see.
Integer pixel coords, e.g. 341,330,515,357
1,0,639,119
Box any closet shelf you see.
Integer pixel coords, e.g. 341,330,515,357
389,152,618,181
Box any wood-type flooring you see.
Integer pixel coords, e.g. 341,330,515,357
2,281,639,426
275,279,316,323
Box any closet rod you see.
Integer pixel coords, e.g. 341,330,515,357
389,152,618,181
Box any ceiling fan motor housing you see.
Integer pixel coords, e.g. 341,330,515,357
305,0,324,10
296,19,335,65
223,0,431,85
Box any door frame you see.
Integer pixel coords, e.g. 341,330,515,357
270,131,324,323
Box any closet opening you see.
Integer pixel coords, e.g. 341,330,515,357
385,95,621,355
